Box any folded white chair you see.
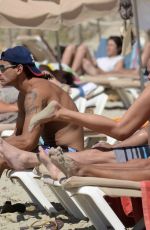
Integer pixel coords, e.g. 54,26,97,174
70,87,80,100
9,170,57,214
10,170,85,219
62,176,144,230
74,97,87,113
93,93,108,115
86,85,104,99
42,175,86,219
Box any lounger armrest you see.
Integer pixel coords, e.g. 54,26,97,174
62,176,140,190
110,80,140,88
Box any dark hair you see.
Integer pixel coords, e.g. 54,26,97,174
108,36,123,55
39,64,74,86
39,64,55,80
23,65,41,79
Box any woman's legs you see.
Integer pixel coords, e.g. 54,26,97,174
71,44,94,73
61,44,77,67
82,58,102,75
61,43,96,73
50,149,150,181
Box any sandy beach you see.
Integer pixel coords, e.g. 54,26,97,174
0,171,94,230
0,97,126,230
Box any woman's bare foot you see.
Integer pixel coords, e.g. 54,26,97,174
50,147,80,178
38,146,64,180
28,100,61,132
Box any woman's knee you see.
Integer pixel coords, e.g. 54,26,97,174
65,44,77,54
77,43,88,53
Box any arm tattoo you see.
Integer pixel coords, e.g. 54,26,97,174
25,92,47,116
25,91,38,115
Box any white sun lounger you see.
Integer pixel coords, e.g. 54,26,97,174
62,176,144,230
9,170,57,214
74,97,87,113
9,170,85,219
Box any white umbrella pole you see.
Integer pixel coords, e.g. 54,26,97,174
97,19,101,40
55,31,62,70
78,24,83,44
133,0,144,90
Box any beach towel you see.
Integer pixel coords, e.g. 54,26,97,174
141,181,150,230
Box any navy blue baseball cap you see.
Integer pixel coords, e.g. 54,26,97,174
0,46,44,76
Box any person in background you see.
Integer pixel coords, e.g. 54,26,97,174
62,36,124,75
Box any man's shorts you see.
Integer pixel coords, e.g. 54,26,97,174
35,144,77,154
114,145,150,163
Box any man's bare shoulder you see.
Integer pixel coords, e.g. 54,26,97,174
31,78,60,93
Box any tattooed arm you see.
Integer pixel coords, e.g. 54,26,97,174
5,90,47,151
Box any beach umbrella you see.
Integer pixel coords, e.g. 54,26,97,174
0,0,60,30
60,0,118,26
0,0,119,30
0,0,119,68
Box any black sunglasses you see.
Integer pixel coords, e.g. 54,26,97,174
0,64,17,73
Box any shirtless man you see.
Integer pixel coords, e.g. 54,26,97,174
0,46,84,176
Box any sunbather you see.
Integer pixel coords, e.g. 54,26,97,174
43,146,150,181
0,45,84,176
0,135,150,182
62,36,124,75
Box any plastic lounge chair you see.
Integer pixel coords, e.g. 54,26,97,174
109,79,140,108
9,170,85,219
62,176,145,230
74,97,87,113
41,175,86,219
9,168,87,219
80,76,140,109
85,85,104,99
9,170,57,214
70,82,100,101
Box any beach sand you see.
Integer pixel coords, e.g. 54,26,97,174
0,98,127,230
0,171,94,230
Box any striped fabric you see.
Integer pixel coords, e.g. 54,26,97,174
114,145,150,163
